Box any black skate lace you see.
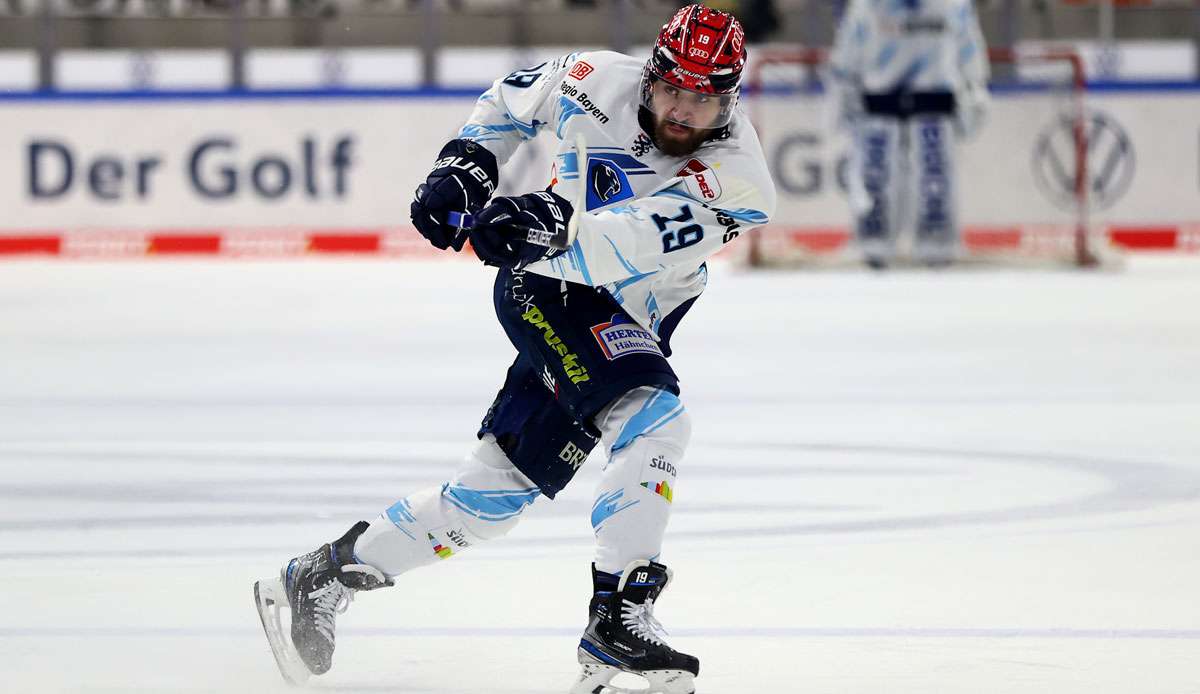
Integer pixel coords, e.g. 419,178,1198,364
620,598,669,647
310,580,355,644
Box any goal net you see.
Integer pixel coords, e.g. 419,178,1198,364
741,46,1113,269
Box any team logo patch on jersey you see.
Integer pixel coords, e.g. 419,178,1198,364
584,158,635,211
593,162,623,203
590,314,663,360
631,133,654,156
568,60,594,81
676,158,721,201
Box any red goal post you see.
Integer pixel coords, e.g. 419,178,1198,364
742,45,1106,268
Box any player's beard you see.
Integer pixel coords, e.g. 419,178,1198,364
653,118,711,157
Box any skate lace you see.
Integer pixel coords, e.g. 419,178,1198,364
310,580,355,645
620,598,669,647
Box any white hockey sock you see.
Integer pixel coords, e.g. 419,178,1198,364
590,386,691,575
352,435,540,577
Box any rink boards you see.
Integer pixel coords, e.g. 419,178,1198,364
0,86,1197,256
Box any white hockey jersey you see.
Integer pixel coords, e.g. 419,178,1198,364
458,50,776,346
829,0,989,95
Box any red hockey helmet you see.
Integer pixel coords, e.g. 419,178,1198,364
641,4,747,130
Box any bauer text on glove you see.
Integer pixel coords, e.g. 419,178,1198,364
410,139,499,251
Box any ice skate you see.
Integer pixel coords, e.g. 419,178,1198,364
570,560,699,694
253,520,392,684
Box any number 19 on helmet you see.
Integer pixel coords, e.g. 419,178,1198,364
640,4,748,131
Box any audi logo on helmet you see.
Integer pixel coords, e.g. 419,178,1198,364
648,3,747,96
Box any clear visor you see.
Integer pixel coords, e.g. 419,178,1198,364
641,73,737,130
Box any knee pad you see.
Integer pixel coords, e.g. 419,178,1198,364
598,386,691,457
594,386,690,513
354,437,536,576
441,436,541,542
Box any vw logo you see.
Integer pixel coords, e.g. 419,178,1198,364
1032,109,1134,212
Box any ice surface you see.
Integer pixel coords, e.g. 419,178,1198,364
1,256,1198,693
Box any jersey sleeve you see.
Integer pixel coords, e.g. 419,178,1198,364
456,53,580,166
531,152,776,287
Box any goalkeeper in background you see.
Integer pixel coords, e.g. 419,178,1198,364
829,0,990,268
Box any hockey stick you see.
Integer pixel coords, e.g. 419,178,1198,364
447,134,588,251
563,132,588,248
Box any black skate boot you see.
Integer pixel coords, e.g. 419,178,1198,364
253,521,392,684
571,559,699,694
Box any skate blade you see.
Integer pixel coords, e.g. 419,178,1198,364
253,577,311,686
571,652,695,694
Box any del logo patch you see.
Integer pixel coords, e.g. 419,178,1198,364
676,158,721,201
590,314,663,360
568,61,594,80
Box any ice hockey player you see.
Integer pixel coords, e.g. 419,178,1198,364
253,5,775,693
829,0,990,268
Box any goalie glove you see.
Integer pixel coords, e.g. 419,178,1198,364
954,81,991,140
410,139,499,251
469,191,573,270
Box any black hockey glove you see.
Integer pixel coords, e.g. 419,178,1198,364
469,191,573,270
410,139,499,251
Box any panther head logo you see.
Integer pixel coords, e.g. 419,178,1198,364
593,162,622,203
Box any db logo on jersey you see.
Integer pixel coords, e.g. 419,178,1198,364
568,61,594,80
677,158,721,201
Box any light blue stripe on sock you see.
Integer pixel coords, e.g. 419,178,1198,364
384,499,418,541
442,483,541,522
591,488,639,529
610,389,684,453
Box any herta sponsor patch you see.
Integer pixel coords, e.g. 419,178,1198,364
590,314,663,360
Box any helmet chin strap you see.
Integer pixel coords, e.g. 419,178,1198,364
636,106,658,146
